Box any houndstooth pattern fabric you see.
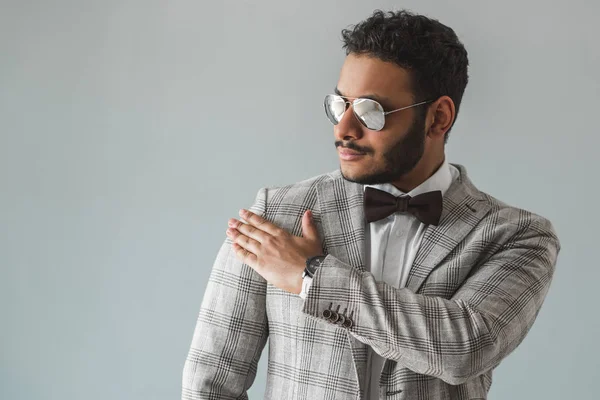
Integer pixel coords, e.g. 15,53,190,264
182,163,561,400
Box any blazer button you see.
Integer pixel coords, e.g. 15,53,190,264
329,305,341,323
322,302,333,319
342,310,354,328
337,308,347,325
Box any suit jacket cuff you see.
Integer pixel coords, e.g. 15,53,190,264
300,254,360,325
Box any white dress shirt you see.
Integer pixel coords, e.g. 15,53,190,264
362,158,459,400
299,158,459,399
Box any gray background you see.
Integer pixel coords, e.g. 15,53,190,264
1,1,598,399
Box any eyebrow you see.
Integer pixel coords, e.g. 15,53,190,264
334,87,395,110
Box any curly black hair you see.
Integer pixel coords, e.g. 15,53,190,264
341,9,469,143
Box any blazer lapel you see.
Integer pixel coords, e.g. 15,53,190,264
316,171,367,272
404,163,491,293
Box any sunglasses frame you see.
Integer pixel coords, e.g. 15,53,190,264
324,94,434,131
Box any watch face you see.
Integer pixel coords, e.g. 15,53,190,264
307,256,324,274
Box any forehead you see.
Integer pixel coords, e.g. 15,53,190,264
337,53,413,100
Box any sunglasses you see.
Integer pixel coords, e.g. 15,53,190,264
324,94,433,131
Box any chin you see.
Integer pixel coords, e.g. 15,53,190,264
341,163,403,185
340,164,372,184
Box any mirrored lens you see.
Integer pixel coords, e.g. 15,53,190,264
353,98,385,131
324,94,347,125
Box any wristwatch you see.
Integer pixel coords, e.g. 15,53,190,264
302,255,326,279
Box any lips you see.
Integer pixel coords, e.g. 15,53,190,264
338,148,365,156
338,148,366,161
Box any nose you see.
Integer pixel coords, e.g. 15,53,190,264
333,102,365,142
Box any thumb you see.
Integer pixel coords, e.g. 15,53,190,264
302,210,319,240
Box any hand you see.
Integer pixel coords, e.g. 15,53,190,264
226,208,324,294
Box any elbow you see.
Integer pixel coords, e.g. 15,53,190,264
438,345,499,385
438,362,490,386
439,307,504,385
441,370,478,386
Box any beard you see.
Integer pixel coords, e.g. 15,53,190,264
338,112,426,185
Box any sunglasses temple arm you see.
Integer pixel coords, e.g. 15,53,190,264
384,100,433,115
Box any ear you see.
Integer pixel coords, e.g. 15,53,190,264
427,96,455,141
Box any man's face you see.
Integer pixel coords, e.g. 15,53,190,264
334,53,429,185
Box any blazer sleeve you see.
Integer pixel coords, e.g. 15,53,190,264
182,188,269,400
300,214,560,385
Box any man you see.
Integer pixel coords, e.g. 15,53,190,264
182,9,560,400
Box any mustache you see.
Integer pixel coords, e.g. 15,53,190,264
335,141,370,154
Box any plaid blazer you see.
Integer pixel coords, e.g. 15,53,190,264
182,163,561,400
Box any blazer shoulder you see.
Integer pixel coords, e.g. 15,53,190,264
452,163,558,240
259,169,338,199
248,170,339,219
477,189,560,248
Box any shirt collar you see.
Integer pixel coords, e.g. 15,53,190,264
363,158,454,198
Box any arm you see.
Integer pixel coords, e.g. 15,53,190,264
301,215,560,385
182,188,269,400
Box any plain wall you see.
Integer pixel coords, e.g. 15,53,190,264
1,1,598,399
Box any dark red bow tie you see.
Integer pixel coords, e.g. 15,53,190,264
363,186,443,225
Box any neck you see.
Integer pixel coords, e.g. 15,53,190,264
390,152,445,193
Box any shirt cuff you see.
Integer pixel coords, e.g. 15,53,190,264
299,275,313,300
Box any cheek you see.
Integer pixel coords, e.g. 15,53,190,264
369,135,397,157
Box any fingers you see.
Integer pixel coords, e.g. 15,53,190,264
231,243,258,267
226,227,261,256
239,209,282,236
302,210,319,240
228,217,270,243
226,209,281,272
